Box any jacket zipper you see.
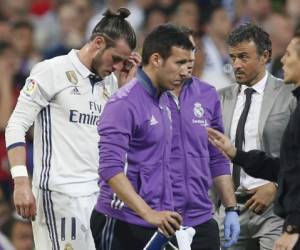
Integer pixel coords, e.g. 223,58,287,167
174,93,191,222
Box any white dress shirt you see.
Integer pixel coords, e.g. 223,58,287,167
230,71,270,191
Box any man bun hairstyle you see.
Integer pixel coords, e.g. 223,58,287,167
90,7,136,50
103,8,130,19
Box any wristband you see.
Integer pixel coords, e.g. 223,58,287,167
10,165,28,178
225,205,240,215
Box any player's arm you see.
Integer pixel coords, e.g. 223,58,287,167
6,61,55,220
98,100,182,237
6,94,44,220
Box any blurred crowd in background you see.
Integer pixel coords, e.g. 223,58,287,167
0,0,300,249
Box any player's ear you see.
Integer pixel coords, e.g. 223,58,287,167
94,36,106,50
150,53,163,68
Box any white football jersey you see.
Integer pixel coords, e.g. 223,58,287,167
6,50,118,196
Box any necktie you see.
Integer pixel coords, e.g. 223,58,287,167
233,88,256,189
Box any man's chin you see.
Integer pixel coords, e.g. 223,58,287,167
101,71,112,77
236,80,248,86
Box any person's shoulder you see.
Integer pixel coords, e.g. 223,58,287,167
191,76,215,89
32,54,70,73
190,76,219,95
268,74,295,93
48,54,71,67
108,78,140,104
218,84,235,96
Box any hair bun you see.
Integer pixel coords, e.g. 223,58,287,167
117,8,130,19
102,8,130,19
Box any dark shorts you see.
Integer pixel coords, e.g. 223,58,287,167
90,209,156,250
90,209,220,250
166,218,220,250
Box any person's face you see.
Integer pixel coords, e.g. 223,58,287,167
281,38,300,85
92,38,132,78
156,46,195,91
11,221,34,250
210,9,231,38
12,27,33,57
0,47,20,74
174,2,200,31
72,0,92,29
229,40,268,86
187,35,196,77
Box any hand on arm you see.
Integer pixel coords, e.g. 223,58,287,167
8,146,36,221
207,127,237,160
108,172,182,237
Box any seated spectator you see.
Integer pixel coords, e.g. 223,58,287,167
2,216,34,250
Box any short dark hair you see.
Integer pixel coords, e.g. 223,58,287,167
11,20,34,32
142,23,195,65
0,41,13,56
227,23,272,62
201,3,223,25
90,8,136,50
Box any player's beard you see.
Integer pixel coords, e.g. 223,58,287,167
91,47,106,78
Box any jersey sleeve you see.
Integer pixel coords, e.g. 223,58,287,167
5,60,57,149
21,60,56,106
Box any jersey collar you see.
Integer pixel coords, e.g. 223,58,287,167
68,49,93,79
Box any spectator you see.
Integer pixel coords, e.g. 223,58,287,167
0,15,12,42
0,41,21,200
285,0,300,29
11,20,41,79
43,1,85,59
201,4,233,89
263,13,294,78
2,217,34,250
171,0,201,35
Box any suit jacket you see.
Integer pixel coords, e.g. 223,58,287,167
219,74,296,158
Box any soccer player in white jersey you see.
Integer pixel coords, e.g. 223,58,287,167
5,8,139,250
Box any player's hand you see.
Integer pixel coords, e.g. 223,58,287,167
118,52,141,87
245,182,277,214
273,232,299,250
13,177,36,221
144,209,182,237
207,127,237,160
